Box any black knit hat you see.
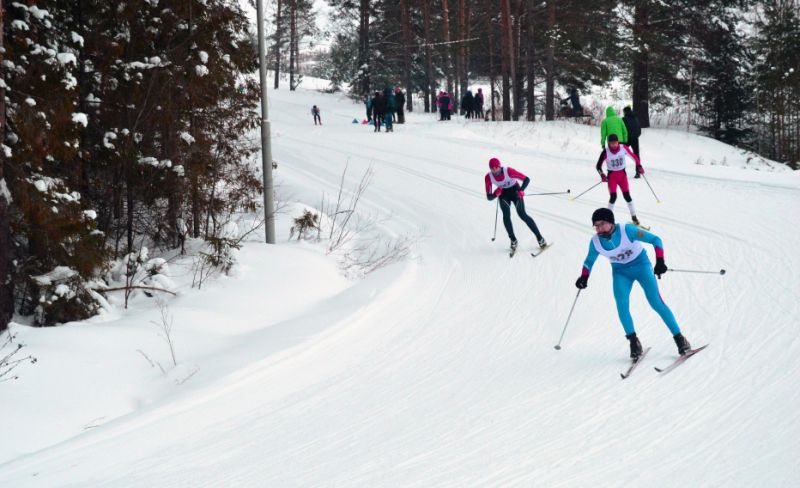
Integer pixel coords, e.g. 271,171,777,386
592,208,615,225
607,134,619,142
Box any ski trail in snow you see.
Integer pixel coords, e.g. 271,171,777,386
1,87,799,487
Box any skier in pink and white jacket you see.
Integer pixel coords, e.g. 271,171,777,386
596,134,644,226
485,157,547,253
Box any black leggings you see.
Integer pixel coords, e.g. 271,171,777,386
499,194,543,241
609,191,633,203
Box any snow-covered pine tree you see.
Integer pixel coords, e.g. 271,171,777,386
689,3,753,146
751,0,800,168
2,0,107,325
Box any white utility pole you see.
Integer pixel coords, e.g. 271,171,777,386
256,0,275,243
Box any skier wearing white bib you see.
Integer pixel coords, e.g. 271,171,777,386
484,157,547,253
574,208,691,359
596,134,644,226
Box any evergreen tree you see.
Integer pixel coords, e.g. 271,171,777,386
2,0,106,324
751,0,800,167
692,7,753,146
1,0,264,325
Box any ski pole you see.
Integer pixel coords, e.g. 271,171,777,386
569,181,603,201
554,289,582,350
641,173,662,203
668,268,726,275
525,189,570,197
491,200,499,241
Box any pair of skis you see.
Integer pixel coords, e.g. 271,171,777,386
508,242,554,258
620,344,709,379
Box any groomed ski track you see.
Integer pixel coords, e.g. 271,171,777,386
1,86,798,487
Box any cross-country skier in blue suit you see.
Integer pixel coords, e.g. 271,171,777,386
574,208,692,359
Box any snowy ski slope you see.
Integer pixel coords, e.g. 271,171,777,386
1,85,799,487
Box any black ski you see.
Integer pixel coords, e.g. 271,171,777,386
530,242,554,258
654,344,709,375
621,346,651,379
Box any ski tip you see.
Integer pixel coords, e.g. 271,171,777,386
654,366,664,373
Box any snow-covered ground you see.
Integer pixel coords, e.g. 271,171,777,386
1,81,799,487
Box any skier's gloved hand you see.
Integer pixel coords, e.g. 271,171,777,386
654,257,667,279
493,188,503,197
636,165,645,176
575,275,589,289
518,190,525,199
600,172,608,183
487,193,496,201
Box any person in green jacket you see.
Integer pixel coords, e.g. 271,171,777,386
597,106,629,166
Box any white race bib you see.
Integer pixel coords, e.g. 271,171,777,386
592,225,644,264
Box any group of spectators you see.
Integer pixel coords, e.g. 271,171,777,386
364,87,406,133
436,88,485,121
459,89,485,119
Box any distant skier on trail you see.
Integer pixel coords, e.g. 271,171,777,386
574,208,692,359
311,105,322,125
596,134,644,226
485,157,547,254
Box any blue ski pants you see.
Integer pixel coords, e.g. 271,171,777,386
612,258,681,336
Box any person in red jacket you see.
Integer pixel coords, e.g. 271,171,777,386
596,134,645,226
485,157,547,252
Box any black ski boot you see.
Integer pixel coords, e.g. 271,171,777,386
626,333,643,360
537,236,548,248
510,239,518,252
673,333,691,356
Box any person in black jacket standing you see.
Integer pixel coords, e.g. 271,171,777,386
395,87,406,124
372,92,386,132
622,106,642,176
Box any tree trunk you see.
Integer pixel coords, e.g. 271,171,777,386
465,0,472,93
545,0,555,121
487,4,497,121
500,0,513,120
0,3,12,332
358,0,371,96
423,0,434,112
632,1,650,127
273,0,282,89
289,0,297,91
512,0,524,121
458,0,467,96
401,0,413,111
525,0,536,121
127,176,136,251
442,0,453,93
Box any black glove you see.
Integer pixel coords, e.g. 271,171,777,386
575,275,589,289
654,257,667,279
487,193,497,201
